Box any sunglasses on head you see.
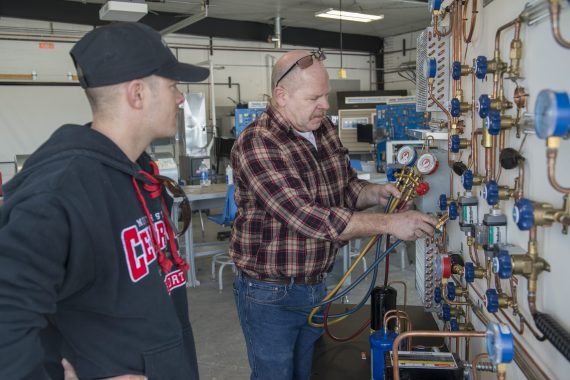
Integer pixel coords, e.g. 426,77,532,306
155,174,191,238
275,50,327,87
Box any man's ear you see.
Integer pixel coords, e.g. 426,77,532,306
272,86,288,108
125,80,145,109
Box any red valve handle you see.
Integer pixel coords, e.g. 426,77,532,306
416,182,430,196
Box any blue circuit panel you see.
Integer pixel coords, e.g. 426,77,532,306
376,103,429,140
235,108,266,137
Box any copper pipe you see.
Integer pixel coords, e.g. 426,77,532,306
392,331,487,380
388,280,408,308
454,0,462,93
499,307,546,341
489,136,497,180
434,6,453,38
549,0,570,48
494,18,521,56
547,148,570,194
527,226,538,316
471,128,482,174
492,18,521,100
463,0,478,44
485,147,493,182
498,367,507,380
469,240,480,266
384,311,413,350
472,352,489,380
514,160,525,201
429,82,454,167
441,282,470,305
469,72,477,169
463,279,551,380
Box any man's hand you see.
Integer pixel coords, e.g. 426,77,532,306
62,359,148,380
356,183,403,210
385,211,437,241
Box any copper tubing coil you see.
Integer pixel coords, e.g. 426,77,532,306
463,0,478,44
392,330,486,380
548,0,570,48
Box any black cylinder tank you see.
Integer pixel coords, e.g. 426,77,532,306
371,286,397,331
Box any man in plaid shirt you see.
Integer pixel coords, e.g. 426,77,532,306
230,50,437,380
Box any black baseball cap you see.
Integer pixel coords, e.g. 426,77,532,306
70,22,209,89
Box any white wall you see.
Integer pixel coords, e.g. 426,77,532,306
384,1,570,379
0,17,375,181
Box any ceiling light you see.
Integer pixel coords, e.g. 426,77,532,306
315,9,384,23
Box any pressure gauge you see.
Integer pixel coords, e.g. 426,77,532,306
397,145,417,166
534,90,570,139
486,322,514,365
423,57,437,79
416,152,439,175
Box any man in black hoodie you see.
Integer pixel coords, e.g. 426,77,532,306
0,22,209,379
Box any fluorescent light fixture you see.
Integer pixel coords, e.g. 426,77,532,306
315,8,384,23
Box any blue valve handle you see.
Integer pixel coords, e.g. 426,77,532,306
479,94,491,118
452,61,462,80
464,262,475,283
513,198,535,230
430,0,443,13
448,201,458,220
483,180,499,206
492,249,513,279
447,281,456,300
485,111,502,135
434,287,442,304
450,98,462,117
485,288,500,313
439,194,448,211
450,319,459,331
462,169,474,191
386,167,399,182
535,90,570,139
486,322,515,365
427,58,437,79
442,303,451,321
474,56,488,79
450,134,461,153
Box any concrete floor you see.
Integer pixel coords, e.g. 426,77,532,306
184,215,420,380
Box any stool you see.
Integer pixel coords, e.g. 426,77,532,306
211,253,236,291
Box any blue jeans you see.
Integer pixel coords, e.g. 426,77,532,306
233,272,326,380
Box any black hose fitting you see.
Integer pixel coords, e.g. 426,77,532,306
534,312,570,362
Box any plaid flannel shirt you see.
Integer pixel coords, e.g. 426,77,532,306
229,106,368,279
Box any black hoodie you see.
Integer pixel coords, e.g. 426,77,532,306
0,124,199,380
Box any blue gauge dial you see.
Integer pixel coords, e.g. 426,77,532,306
535,90,570,139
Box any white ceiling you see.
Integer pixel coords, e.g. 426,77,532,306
67,0,431,38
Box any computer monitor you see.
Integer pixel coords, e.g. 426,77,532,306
356,123,374,143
